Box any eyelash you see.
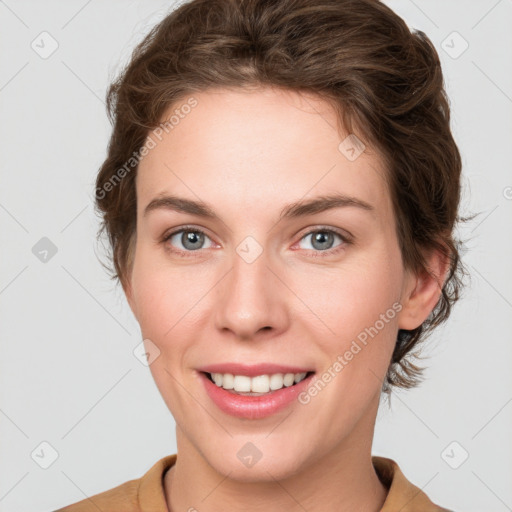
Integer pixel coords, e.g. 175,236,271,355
161,225,352,259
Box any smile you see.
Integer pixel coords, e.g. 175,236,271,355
205,371,312,395
197,364,316,419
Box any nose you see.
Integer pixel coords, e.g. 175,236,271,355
213,244,289,341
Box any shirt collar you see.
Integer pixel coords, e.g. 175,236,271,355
137,454,449,511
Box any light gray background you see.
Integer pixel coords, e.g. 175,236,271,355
1,1,511,511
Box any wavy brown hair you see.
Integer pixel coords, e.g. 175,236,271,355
95,0,468,393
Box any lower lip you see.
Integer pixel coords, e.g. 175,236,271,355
199,371,315,420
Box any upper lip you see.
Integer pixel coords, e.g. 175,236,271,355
197,363,314,377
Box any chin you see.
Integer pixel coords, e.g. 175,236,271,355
200,439,310,483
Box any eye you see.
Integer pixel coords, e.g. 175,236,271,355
161,225,352,258
162,226,214,255
296,227,351,256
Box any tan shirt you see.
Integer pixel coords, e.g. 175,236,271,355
54,454,452,511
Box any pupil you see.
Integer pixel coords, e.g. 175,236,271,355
183,231,203,250
313,231,332,250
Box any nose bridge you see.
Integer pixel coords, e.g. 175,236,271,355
214,236,287,339
232,239,269,299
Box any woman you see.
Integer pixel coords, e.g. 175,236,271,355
56,0,465,510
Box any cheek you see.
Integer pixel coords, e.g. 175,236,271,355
130,244,178,339
292,254,403,433
130,247,212,350
291,244,404,409
295,249,403,341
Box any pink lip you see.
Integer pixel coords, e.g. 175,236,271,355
197,363,313,377
198,370,315,420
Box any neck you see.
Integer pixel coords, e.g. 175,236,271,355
164,398,388,512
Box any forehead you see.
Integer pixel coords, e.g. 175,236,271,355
136,87,391,221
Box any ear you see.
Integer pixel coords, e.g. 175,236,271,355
397,246,451,331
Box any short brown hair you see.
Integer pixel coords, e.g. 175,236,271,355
95,0,468,392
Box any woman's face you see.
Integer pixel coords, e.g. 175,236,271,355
126,87,420,479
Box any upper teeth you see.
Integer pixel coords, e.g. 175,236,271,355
210,372,308,393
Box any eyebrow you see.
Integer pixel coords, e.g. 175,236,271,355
143,193,375,220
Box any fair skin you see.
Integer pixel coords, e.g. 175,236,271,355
124,86,448,512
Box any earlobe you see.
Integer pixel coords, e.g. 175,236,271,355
397,247,450,331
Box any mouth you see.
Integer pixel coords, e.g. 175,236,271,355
196,362,317,419
199,369,316,419
202,370,315,396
